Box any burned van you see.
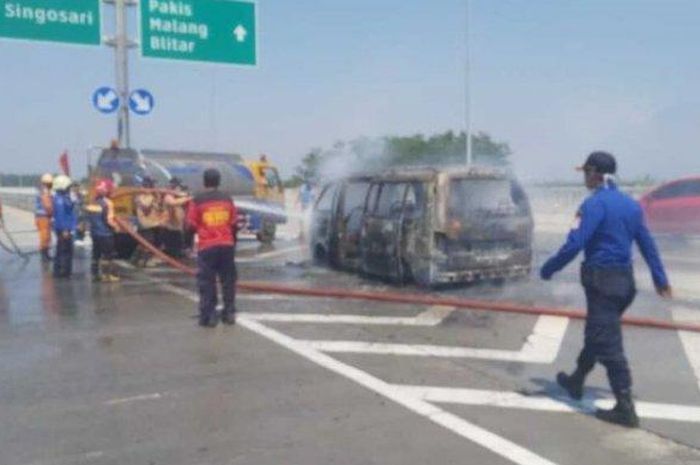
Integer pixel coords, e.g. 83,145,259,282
310,166,533,286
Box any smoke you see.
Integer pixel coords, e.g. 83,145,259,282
313,131,514,185
317,137,388,182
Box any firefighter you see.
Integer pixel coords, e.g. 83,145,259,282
133,176,163,267
186,168,238,327
87,179,120,283
35,173,54,262
51,175,77,278
540,151,672,428
162,177,191,258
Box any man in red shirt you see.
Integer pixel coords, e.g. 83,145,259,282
186,169,238,327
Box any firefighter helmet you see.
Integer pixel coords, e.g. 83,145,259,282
40,173,54,186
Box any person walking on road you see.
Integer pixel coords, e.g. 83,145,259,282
51,175,77,278
186,168,238,328
35,173,54,263
540,151,672,428
87,179,120,283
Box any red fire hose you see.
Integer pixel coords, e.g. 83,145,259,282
112,197,700,334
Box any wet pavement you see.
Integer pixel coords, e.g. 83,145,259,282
1,205,700,465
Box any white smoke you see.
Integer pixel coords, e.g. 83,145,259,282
317,137,388,182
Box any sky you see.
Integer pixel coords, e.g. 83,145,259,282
1,0,698,182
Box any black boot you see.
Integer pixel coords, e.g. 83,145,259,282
557,371,585,400
221,312,236,326
595,391,640,428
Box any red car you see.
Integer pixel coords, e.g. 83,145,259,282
640,177,700,235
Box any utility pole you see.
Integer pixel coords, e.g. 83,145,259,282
465,0,472,166
104,0,137,148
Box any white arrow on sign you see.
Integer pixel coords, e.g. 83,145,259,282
233,24,247,42
97,90,118,111
132,92,152,113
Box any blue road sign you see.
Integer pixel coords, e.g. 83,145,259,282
129,89,155,116
92,87,119,114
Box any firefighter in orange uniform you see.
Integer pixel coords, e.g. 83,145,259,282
35,174,54,262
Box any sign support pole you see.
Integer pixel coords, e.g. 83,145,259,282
464,0,472,166
115,0,130,148
104,0,136,148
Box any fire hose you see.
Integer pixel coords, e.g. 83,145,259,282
112,209,700,334
0,221,32,261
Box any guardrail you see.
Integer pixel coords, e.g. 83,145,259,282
0,188,36,212
526,185,650,212
1,185,654,217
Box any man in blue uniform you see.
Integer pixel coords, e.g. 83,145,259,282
51,175,77,278
540,151,672,428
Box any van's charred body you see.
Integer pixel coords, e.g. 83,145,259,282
310,166,533,286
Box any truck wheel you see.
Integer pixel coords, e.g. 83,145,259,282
256,221,276,244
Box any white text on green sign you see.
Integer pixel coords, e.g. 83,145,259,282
141,0,256,66
0,0,100,46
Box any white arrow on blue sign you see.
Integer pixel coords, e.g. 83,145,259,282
92,87,120,114
129,89,155,116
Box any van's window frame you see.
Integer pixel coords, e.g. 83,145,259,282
315,184,336,212
341,181,371,222
375,182,408,219
365,183,381,215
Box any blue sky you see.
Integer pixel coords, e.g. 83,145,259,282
1,0,698,181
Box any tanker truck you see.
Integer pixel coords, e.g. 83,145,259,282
88,146,286,258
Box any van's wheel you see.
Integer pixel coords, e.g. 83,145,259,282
256,221,276,244
313,245,327,265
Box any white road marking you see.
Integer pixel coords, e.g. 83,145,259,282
159,282,557,465
415,304,455,322
147,277,700,462
672,306,700,393
239,317,558,465
104,392,163,406
245,307,452,326
396,386,700,423
306,315,568,364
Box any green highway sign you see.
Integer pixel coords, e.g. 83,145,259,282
0,0,101,46
140,0,257,66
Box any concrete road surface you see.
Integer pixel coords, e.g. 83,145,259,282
1,205,700,465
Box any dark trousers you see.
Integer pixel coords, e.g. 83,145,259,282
163,229,184,258
91,235,115,277
53,232,74,277
134,227,160,263
197,246,237,323
576,265,636,395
